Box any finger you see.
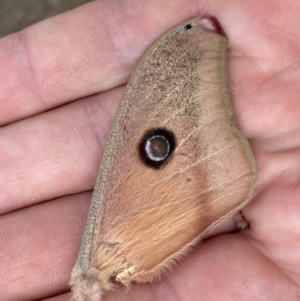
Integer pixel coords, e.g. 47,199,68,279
2,190,294,301
0,87,122,214
103,237,297,301
43,293,71,301
246,180,300,276
0,0,197,125
0,0,263,126
226,2,300,140
2,0,299,154
0,193,91,301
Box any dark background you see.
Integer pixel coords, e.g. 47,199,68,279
0,0,94,38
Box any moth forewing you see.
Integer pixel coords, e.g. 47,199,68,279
70,17,257,301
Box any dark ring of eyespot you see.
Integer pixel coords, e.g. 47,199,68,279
138,128,176,169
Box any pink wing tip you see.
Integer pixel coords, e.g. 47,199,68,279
198,16,225,35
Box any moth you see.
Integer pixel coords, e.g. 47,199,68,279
70,17,257,301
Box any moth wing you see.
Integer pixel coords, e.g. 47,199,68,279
71,17,257,297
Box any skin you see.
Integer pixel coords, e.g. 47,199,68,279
0,0,300,300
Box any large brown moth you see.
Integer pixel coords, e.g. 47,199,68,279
70,17,257,301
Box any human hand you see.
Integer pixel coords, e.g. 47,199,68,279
1,1,300,300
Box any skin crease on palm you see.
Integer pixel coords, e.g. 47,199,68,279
1,0,300,300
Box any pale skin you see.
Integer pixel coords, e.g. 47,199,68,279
0,0,300,300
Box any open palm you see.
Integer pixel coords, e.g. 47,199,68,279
1,1,300,300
